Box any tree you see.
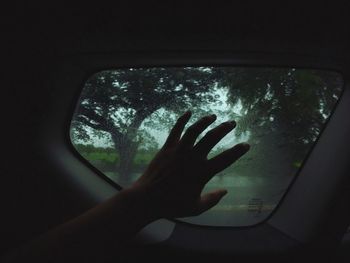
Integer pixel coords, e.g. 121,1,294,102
70,66,343,191
70,67,219,185
216,68,343,200
221,68,342,151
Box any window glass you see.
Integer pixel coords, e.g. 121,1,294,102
70,66,343,226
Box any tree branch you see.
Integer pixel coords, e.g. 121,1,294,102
75,116,105,131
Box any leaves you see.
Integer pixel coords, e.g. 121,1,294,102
70,66,343,182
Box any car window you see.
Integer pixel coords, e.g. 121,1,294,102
70,66,343,226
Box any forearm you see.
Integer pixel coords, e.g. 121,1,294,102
7,187,157,263
4,113,249,262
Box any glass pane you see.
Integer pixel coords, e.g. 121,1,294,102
70,67,343,226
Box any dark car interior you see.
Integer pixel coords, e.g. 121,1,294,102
2,3,350,262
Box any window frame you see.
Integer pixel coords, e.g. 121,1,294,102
70,62,345,228
40,51,350,255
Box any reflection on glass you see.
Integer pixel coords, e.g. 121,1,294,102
70,67,343,226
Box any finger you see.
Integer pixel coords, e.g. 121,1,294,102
205,143,250,181
162,111,192,149
195,189,228,215
194,120,236,157
178,114,217,150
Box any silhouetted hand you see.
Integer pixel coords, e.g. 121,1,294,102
7,112,250,263
130,111,250,219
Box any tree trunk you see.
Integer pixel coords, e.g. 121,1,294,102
113,136,139,186
110,110,153,186
110,107,157,186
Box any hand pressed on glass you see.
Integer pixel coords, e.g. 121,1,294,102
8,112,250,263
131,111,250,218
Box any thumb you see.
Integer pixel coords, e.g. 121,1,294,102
196,189,228,215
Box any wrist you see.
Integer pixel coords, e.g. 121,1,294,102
117,186,161,226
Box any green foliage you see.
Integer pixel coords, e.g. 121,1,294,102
71,67,343,183
72,67,219,139
222,68,342,146
74,143,157,173
74,144,118,164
